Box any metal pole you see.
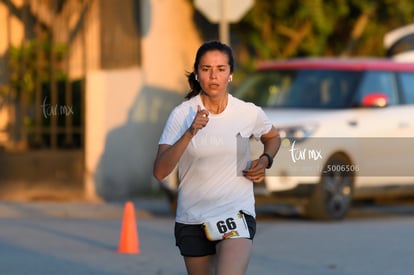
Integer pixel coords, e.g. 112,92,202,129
219,0,230,45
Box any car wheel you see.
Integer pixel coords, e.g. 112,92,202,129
307,154,354,220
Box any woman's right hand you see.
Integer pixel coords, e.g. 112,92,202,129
154,106,209,181
188,105,209,137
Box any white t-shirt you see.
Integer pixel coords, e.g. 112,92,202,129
159,94,272,224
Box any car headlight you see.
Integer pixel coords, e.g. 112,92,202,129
277,124,318,143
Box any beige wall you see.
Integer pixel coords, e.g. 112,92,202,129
85,0,202,200
0,0,24,55
141,0,201,90
0,0,24,147
85,68,143,199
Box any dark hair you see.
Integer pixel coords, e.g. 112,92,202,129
185,40,234,99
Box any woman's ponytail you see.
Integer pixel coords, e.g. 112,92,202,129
184,71,202,99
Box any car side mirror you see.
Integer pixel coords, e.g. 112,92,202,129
361,93,389,108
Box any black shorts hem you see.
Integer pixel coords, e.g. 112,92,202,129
175,213,256,257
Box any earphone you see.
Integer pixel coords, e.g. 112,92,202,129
195,74,198,81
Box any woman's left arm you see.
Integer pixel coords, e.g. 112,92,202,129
243,126,281,183
260,126,281,166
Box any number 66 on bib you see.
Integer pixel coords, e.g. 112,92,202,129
202,212,250,241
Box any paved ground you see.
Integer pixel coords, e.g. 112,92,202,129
2,196,414,275
0,196,183,275
0,196,169,219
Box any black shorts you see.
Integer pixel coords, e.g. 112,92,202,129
174,214,256,257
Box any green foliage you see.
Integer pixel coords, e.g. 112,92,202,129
232,0,414,71
3,37,69,140
8,38,68,95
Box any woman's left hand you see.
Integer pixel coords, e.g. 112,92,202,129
242,158,267,183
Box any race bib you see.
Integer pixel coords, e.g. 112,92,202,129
202,212,250,241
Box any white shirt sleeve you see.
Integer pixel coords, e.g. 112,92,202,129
158,103,196,145
252,105,273,140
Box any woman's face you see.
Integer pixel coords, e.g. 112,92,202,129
197,50,232,97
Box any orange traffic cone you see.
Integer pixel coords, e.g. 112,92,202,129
118,201,140,254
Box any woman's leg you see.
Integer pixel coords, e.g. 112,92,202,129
215,238,252,275
184,255,216,275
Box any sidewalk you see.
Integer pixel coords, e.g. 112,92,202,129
0,196,173,219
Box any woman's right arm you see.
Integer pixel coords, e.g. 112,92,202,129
153,130,193,181
153,106,209,181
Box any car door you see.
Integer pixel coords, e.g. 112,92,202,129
350,71,408,182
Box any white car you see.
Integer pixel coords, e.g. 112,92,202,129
234,58,414,220
159,58,414,220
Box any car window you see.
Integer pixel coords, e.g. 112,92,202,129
353,71,399,106
398,72,414,104
234,69,360,109
232,71,294,107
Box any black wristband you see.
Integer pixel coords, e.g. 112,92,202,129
260,153,273,169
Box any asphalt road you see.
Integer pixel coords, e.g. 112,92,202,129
1,197,414,275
